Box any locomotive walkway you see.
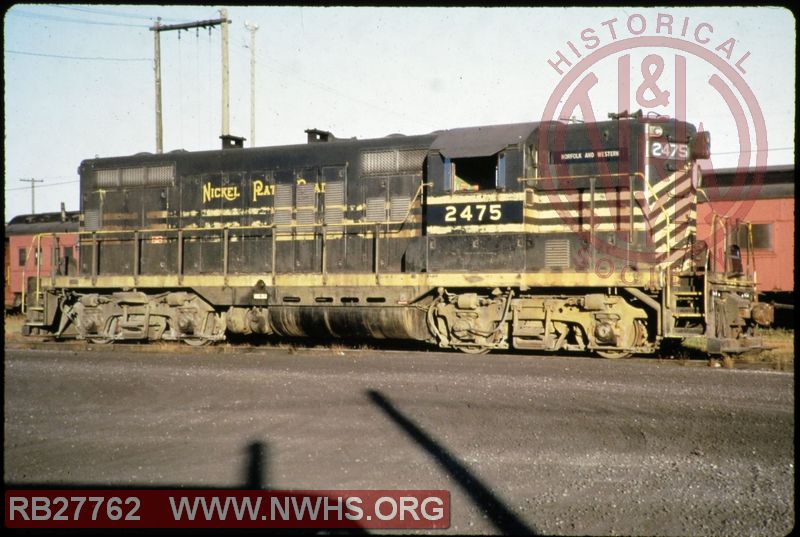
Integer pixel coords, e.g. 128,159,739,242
4,345,794,535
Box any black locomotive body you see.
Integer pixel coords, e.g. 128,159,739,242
24,115,772,355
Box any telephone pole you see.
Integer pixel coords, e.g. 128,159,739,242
20,178,43,214
152,18,163,154
245,21,259,147
150,13,230,154
220,8,230,139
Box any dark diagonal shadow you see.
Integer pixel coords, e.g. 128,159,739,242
244,440,268,489
366,389,538,536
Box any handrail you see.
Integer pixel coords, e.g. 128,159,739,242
523,171,672,258
518,172,646,182
710,213,757,277
71,181,431,238
25,181,433,284
20,234,43,314
710,213,731,274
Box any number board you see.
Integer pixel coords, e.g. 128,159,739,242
552,148,627,164
427,201,523,226
649,141,689,159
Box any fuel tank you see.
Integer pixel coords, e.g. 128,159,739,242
268,306,430,341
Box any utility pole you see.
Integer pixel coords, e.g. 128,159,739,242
245,21,259,147
152,18,162,154
149,13,230,154
20,178,43,214
220,8,230,139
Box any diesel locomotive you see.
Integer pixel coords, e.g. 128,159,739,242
22,113,773,356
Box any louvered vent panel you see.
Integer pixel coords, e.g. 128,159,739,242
296,183,317,232
95,169,119,188
84,209,102,231
95,166,175,188
121,167,146,187
324,181,344,232
274,184,293,227
544,239,570,268
389,196,410,222
366,197,386,222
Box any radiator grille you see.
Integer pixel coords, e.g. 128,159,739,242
94,165,174,188
360,148,426,176
121,167,146,186
397,149,426,172
147,165,175,186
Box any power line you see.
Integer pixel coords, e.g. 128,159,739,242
7,49,151,62
150,14,230,154
5,179,79,192
13,174,72,181
9,9,149,28
231,45,437,131
221,37,437,131
19,178,43,214
51,5,182,22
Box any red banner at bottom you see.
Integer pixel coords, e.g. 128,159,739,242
5,489,450,529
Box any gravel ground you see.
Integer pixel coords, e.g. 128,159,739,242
4,344,794,535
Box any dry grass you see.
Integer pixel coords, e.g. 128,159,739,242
3,313,26,341
661,329,794,370
751,328,794,370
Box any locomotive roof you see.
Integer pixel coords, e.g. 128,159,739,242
705,164,794,186
81,118,708,169
698,165,795,201
82,121,548,166
430,122,541,158
5,211,80,235
700,183,794,202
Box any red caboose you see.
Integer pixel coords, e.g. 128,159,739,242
5,211,80,310
696,165,794,300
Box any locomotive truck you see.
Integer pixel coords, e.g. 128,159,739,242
22,113,773,356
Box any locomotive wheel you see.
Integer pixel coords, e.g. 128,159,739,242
180,311,223,346
183,337,211,347
456,345,492,355
594,319,646,359
595,349,631,359
88,316,119,345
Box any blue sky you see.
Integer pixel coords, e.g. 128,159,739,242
3,5,795,221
